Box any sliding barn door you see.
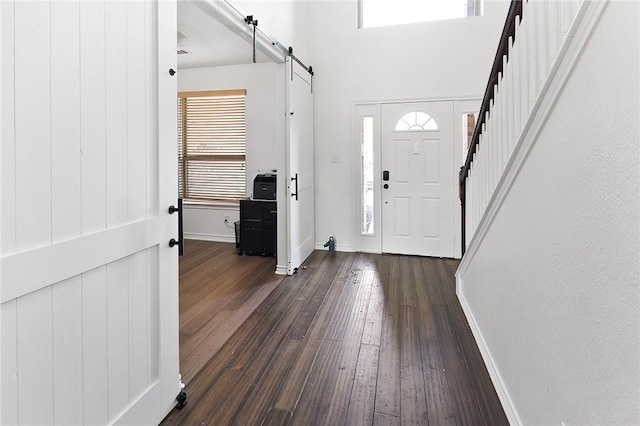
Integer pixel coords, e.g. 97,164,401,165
0,1,180,424
285,58,315,275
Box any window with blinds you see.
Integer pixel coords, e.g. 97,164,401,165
177,89,247,202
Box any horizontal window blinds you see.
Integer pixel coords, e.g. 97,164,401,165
178,89,247,201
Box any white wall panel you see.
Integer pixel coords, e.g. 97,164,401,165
145,0,159,218
52,276,83,425
51,1,82,245
14,1,52,251
82,266,109,425
80,1,107,235
107,258,131,420
17,287,54,425
147,247,160,381
1,300,18,425
105,1,129,229
127,0,148,223
129,250,150,399
1,0,17,256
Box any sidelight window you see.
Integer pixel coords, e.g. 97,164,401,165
177,90,247,202
361,116,374,235
462,112,477,163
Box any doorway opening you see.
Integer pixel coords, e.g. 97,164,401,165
354,99,479,258
174,0,314,390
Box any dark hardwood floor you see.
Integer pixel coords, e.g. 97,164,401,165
163,241,507,425
178,239,281,385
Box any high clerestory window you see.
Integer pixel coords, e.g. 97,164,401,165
178,90,247,202
357,0,481,29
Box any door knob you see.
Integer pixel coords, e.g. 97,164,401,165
383,184,389,189
169,238,180,248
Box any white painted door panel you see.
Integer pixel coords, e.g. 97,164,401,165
0,1,180,425
286,58,315,274
381,102,455,257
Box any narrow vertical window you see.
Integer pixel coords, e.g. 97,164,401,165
462,112,477,163
361,116,374,235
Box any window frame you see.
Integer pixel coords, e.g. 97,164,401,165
357,0,481,29
177,89,247,204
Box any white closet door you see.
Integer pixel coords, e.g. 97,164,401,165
0,1,180,424
286,58,315,275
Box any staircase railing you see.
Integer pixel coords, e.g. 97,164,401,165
460,0,583,254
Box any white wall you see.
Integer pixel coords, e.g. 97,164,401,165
458,2,639,424
177,62,280,243
305,0,510,251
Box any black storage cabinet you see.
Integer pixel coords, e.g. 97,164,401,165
239,199,276,256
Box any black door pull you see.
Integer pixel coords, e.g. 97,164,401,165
168,199,184,256
383,170,390,181
291,173,299,200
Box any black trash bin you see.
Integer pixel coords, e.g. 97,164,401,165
234,221,241,254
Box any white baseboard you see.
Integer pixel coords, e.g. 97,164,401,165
183,232,235,244
275,265,288,275
314,242,354,252
456,281,521,425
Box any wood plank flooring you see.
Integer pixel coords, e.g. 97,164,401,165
178,239,281,385
163,241,507,425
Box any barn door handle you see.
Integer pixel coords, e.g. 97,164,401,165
168,199,184,256
291,173,298,200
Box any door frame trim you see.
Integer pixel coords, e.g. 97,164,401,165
352,97,481,258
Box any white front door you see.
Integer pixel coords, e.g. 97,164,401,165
1,1,180,425
286,58,315,274
381,102,455,257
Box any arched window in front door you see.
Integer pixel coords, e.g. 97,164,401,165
395,111,438,131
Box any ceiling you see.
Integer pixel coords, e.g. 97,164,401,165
177,0,272,69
